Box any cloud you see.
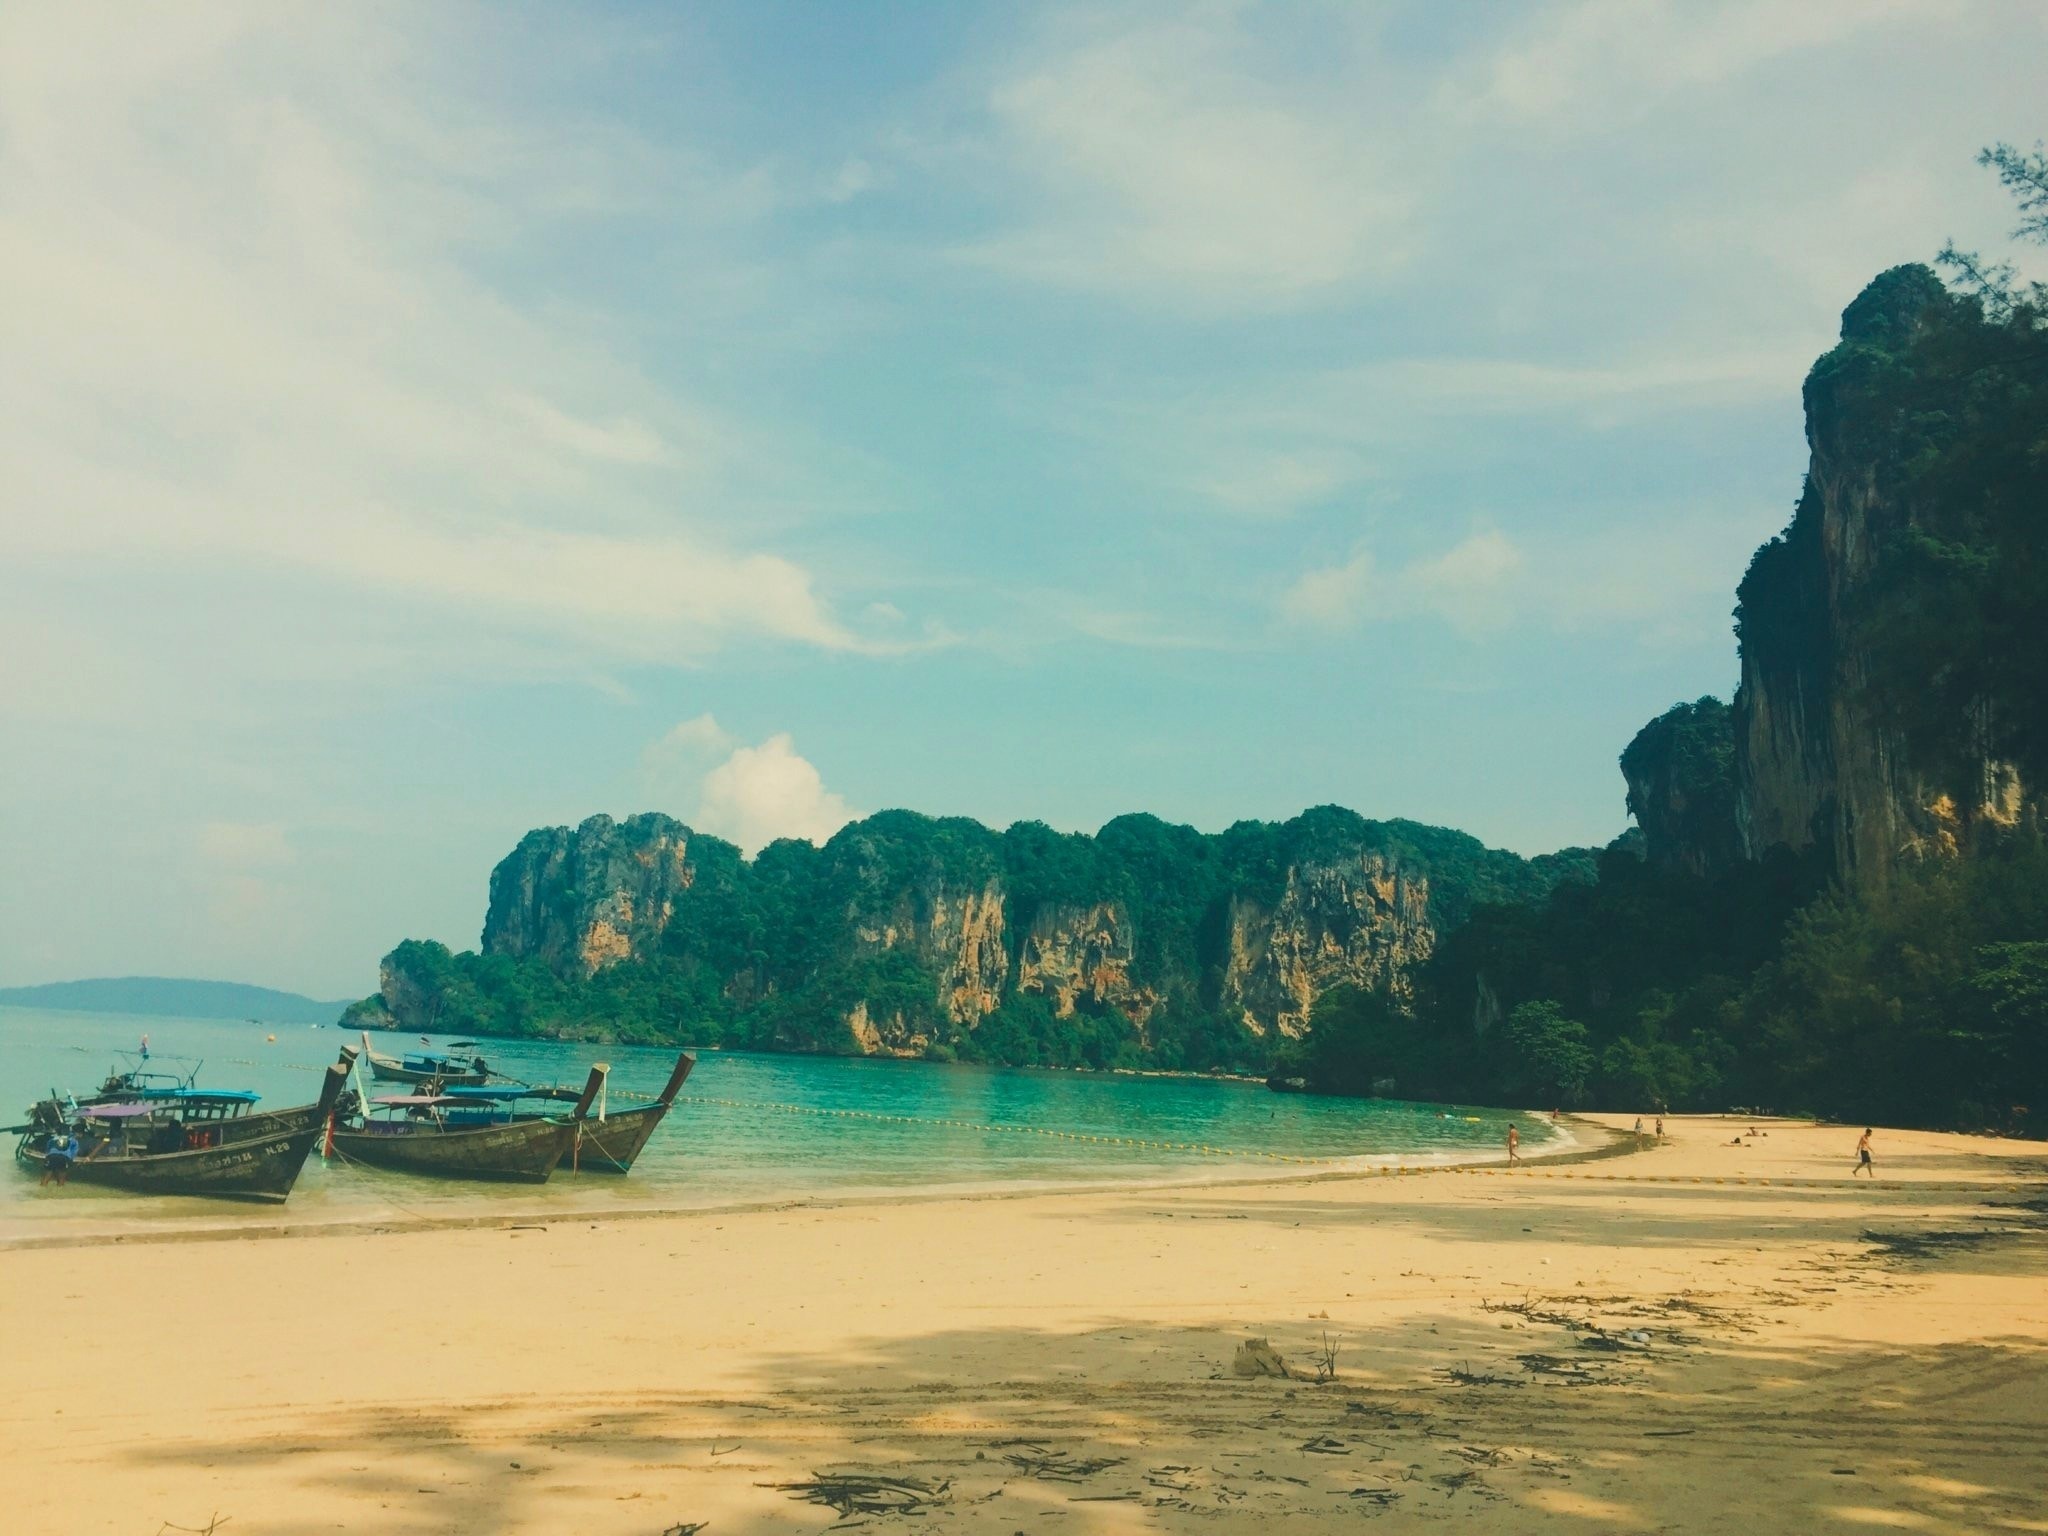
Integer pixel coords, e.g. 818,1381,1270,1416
0,1,903,696
1454,0,1943,129
1282,532,1522,633
694,733,857,855
965,11,1413,306
194,821,295,870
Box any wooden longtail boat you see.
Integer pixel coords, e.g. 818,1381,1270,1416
327,1065,606,1183
359,1031,493,1086
570,1054,694,1173
438,1053,694,1174
13,1065,348,1203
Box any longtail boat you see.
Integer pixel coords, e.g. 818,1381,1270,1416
327,1065,605,1183
439,1054,695,1174
359,1031,493,1086
13,1064,348,1203
75,1047,361,1148
570,1053,694,1173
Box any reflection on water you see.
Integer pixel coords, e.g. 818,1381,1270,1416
0,1006,1560,1236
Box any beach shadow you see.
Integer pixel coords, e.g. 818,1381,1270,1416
117,1311,2048,1534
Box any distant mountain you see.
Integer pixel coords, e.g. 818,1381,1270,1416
0,977,350,1025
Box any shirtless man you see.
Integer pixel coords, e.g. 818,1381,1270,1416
1853,1128,1874,1177
1507,1123,1521,1167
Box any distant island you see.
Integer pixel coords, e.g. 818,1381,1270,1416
0,977,351,1026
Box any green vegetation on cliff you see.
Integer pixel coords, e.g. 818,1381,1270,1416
1280,148,2048,1133
347,804,1594,1073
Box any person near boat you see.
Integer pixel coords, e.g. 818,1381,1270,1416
39,1129,80,1186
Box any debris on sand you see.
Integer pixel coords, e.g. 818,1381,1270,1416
1232,1337,1293,1378
1516,1353,1605,1383
659,1524,707,1535
1000,1446,1126,1482
1440,1362,1523,1388
765,1471,951,1517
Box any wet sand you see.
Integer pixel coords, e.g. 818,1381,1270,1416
3,1113,2044,1533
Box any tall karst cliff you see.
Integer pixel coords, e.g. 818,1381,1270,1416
357,806,1593,1059
1621,266,2042,885
1728,265,2040,880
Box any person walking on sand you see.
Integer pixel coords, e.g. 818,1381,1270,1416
1853,1128,1874,1177
1655,1113,1665,1142
1507,1123,1521,1167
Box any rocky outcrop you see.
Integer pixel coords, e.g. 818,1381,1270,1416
1218,856,1432,1037
849,879,1009,1024
1014,901,1158,1026
483,813,697,977
1621,698,1741,877
408,804,1592,1054
1731,266,2035,881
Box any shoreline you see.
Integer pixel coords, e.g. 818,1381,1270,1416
0,1114,1628,1253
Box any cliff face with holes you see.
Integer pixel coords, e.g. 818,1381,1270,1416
359,806,1595,1059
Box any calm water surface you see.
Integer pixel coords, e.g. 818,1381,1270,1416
0,1006,1565,1236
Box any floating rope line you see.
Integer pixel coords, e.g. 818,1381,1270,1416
669,1094,1345,1165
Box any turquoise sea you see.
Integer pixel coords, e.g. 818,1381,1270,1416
0,1006,1566,1237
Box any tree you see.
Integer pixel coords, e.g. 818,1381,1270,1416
1504,1001,1595,1106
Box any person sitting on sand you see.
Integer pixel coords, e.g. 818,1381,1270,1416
40,1129,79,1186
1853,1128,1874,1176
1507,1123,1521,1167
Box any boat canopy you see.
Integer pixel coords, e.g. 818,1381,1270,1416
76,1102,162,1118
438,1085,536,1101
370,1093,459,1107
150,1088,260,1104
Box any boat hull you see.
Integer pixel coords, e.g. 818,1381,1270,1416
365,1059,488,1087
568,1103,671,1174
16,1122,326,1203
330,1117,575,1183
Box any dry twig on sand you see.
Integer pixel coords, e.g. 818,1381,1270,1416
766,1471,952,1517
156,1519,231,1536
1439,1362,1523,1388
1001,1446,1126,1482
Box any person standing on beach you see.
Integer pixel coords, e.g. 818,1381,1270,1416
1507,1123,1521,1167
1655,1113,1665,1142
1853,1128,1874,1176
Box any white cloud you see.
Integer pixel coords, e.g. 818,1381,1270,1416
0,1,902,697
967,11,1412,306
1279,549,1376,631
1282,532,1521,634
694,733,857,855
1455,0,1944,128
194,821,294,870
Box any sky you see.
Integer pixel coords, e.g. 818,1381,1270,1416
2,1,2043,999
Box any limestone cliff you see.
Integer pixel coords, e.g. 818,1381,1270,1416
1620,698,1741,877
1218,855,1432,1036
1732,266,2036,880
1013,901,1157,1027
484,813,699,977
370,806,1592,1058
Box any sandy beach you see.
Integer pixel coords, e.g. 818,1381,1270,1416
5,1114,2046,1535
